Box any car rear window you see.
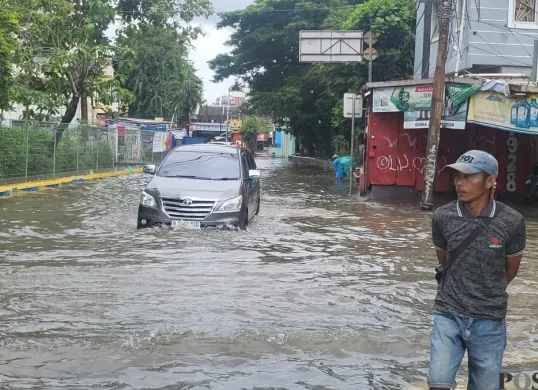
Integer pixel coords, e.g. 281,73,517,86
157,151,240,180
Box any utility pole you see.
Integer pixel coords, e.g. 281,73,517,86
421,1,433,79
186,67,191,136
226,90,230,142
368,18,373,83
349,94,356,196
420,0,452,210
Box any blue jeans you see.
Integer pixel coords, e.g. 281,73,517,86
427,310,507,390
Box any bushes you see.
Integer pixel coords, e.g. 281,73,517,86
0,125,114,182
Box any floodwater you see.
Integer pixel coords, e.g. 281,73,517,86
0,158,537,390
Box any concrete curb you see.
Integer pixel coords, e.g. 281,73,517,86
0,168,144,198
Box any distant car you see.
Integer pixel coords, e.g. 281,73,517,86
209,141,234,146
143,164,156,174
137,144,261,230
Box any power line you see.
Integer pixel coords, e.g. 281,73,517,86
4,4,358,15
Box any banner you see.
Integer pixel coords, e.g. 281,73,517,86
152,131,166,152
446,83,483,106
404,93,468,130
468,91,538,134
373,83,481,113
373,85,432,112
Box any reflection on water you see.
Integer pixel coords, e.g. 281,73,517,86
0,158,537,389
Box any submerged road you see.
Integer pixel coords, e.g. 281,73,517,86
1,158,537,389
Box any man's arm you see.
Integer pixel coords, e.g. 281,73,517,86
432,213,447,263
506,255,522,285
505,218,526,285
436,249,447,266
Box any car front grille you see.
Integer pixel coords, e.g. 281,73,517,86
161,198,216,221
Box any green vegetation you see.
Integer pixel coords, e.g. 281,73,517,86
0,0,209,181
239,116,270,150
210,0,416,157
1,0,209,145
0,125,114,184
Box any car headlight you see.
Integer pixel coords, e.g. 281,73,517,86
140,191,157,207
217,195,243,212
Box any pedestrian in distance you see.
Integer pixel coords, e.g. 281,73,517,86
427,150,526,390
331,154,345,180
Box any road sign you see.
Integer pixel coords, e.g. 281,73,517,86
343,93,363,118
299,30,363,62
363,47,378,61
363,31,378,46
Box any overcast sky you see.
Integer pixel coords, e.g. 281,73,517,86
191,0,254,104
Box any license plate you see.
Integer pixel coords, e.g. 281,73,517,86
171,220,201,229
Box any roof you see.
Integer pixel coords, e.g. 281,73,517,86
363,75,538,94
118,117,171,125
363,77,480,91
500,78,538,94
172,144,239,154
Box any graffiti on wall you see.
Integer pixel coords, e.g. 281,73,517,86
375,132,447,174
376,153,448,174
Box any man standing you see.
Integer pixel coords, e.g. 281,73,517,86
428,150,526,390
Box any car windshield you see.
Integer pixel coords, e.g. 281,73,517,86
156,151,240,180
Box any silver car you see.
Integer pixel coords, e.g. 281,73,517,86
137,144,261,230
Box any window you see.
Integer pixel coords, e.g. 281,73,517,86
515,0,535,22
245,151,256,170
241,153,250,178
509,0,538,28
157,151,240,180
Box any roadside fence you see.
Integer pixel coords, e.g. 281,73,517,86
0,120,164,186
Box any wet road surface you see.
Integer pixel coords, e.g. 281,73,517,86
1,158,537,389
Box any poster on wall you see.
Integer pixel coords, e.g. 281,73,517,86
373,83,482,113
468,91,538,134
373,85,433,112
152,131,166,152
403,94,468,129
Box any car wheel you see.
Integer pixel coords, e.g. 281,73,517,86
237,208,249,230
255,197,260,215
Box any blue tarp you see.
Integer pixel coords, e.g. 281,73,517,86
333,156,357,179
182,137,208,145
140,124,167,131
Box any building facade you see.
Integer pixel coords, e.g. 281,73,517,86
414,0,537,79
361,0,538,201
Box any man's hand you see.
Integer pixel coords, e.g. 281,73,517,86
506,255,522,284
436,249,447,266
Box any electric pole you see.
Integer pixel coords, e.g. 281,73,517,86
420,0,452,210
185,67,191,137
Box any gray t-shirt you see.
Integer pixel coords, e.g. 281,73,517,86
431,199,526,320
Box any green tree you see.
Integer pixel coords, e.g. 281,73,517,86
344,0,416,81
115,24,203,122
0,5,19,113
239,116,269,151
10,0,115,144
210,0,416,156
113,0,211,124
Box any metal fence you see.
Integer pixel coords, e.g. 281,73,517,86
0,120,164,186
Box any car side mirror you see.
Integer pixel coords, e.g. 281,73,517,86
248,169,261,180
143,164,156,175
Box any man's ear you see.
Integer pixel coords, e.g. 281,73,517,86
487,176,496,189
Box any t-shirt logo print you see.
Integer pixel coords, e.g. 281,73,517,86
490,237,503,249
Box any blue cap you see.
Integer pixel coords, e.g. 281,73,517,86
444,150,499,177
